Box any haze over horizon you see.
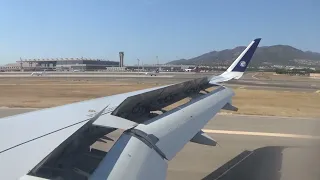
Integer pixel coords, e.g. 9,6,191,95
0,0,319,65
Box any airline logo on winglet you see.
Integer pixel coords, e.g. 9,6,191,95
239,61,246,68
230,38,261,72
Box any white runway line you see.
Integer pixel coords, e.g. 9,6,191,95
203,129,320,139
251,72,259,80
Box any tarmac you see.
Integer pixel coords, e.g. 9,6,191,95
1,108,320,180
1,71,320,91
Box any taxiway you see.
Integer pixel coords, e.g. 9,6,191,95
1,71,320,91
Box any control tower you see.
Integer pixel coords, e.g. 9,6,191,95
119,52,124,67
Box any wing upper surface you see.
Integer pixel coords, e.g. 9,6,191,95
0,85,165,179
0,121,86,180
0,86,164,153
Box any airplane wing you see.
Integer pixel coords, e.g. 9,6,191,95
0,38,261,180
89,85,234,180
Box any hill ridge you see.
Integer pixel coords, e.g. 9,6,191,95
167,45,320,67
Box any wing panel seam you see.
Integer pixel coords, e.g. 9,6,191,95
0,118,91,154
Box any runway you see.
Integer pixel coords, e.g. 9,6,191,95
0,74,174,78
1,108,320,180
1,71,320,91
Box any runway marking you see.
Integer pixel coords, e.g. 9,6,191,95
251,72,259,80
203,129,320,139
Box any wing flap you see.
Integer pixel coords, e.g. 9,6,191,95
93,114,137,130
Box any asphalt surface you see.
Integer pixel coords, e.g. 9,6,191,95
1,108,320,180
1,71,320,91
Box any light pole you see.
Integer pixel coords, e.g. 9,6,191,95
156,56,161,72
142,60,144,71
137,58,140,74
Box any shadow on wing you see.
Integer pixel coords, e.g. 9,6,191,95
202,146,285,180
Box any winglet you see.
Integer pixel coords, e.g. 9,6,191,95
209,38,261,84
225,38,261,73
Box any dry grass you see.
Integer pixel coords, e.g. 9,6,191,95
0,78,319,118
0,79,155,108
231,89,320,118
252,72,317,81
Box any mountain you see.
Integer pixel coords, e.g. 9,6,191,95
167,45,320,67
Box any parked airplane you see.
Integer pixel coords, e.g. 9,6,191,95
0,38,261,180
184,66,199,72
31,69,46,76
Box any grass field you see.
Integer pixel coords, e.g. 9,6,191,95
0,78,319,118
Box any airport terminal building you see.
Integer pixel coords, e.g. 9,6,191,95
1,56,196,72
55,59,119,71
0,58,120,71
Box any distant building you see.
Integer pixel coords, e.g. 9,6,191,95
0,62,37,71
106,67,127,72
0,58,120,71
55,59,119,71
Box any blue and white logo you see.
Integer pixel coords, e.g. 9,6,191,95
239,61,246,67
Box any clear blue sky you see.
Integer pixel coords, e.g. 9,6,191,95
0,0,319,65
